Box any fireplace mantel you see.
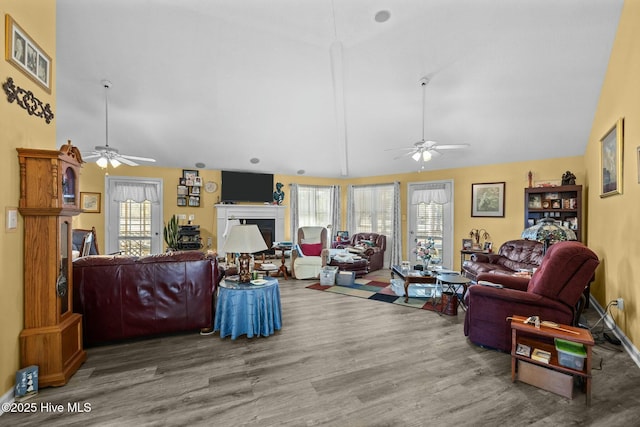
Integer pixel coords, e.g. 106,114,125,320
215,204,286,255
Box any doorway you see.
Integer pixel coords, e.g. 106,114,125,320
407,180,454,269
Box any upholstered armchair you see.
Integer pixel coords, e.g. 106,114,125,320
464,241,599,352
335,232,387,271
291,226,330,279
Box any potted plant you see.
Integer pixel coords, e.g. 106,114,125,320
164,214,180,251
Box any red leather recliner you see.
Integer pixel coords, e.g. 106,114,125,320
464,241,599,352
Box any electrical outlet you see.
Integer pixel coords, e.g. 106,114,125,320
178,214,186,220
188,214,195,221
616,298,624,311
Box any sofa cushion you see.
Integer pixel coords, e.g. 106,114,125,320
136,250,206,263
300,243,323,256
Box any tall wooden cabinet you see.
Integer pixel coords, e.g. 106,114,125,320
524,185,583,242
17,141,86,387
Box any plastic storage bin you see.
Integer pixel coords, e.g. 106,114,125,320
335,270,356,286
554,338,587,370
320,266,339,285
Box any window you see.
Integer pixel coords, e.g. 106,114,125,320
105,177,162,255
297,185,333,227
351,184,394,235
118,200,153,256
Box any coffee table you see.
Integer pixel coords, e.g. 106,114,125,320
391,265,437,303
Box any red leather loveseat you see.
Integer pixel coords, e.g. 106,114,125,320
73,251,219,346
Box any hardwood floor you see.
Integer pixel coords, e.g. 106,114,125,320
3,270,640,426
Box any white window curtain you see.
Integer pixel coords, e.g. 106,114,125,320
411,183,450,205
347,183,396,268
112,182,160,203
390,181,401,267
290,184,339,241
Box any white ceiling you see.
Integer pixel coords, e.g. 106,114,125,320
55,0,623,178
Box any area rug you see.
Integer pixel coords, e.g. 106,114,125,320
306,279,446,312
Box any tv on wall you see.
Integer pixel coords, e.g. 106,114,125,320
221,170,274,203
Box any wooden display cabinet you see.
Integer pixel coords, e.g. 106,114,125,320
16,141,87,387
524,185,583,242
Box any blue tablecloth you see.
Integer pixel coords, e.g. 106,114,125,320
214,278,282,340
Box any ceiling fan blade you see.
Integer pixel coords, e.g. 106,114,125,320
82,153,101,159
385,147,416,152
433,144,470,150
393,151,419,160
116,156,140,166
119,154,156,162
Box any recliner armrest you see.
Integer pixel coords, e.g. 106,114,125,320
477,273,529,291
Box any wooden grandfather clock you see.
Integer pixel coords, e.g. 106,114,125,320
17,141,86,387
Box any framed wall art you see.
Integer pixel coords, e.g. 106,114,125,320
471,182,505,217
80,192,101,213
4,14,51,93
600,117,623,197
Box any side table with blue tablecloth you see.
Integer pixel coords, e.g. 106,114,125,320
214,278,282,340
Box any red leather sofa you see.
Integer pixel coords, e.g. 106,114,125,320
462,239,544,282
334,232,387,272
73,251,219,346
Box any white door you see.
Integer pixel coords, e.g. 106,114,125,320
105,176,163,255
407,180,454,270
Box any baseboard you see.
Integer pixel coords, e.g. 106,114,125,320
0,387,14,417
590,296,640,368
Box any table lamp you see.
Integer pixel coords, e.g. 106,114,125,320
521,217,577,253
222,224,268,282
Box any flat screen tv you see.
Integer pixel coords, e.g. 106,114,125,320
221,170,274,203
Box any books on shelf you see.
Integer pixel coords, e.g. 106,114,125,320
531,348,551,364
515,343,531,357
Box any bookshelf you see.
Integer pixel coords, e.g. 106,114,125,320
524,185,583,242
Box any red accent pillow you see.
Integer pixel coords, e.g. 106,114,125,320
300,243,322,256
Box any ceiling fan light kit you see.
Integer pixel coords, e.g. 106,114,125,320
83,80,156,169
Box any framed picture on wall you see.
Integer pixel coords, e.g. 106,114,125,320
4,15,52,93
600,117,623,197
471,182,505,217
80,192,101,213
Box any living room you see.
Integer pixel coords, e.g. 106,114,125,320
2,0,640,423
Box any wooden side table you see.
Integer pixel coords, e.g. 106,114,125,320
509,315,594,405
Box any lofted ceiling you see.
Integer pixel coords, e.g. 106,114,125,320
55,0,623,178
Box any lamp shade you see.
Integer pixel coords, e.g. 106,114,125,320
223,218,241,240
222,224,268,254
521,217,577,252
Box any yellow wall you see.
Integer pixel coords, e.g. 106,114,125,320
1,0,56,395
585,0,640,346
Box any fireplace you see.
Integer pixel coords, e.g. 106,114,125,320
244,218,275,255
215,204,286,256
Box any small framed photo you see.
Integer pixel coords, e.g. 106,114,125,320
190,186,200,195
177,196,187,207
179,178,186,186
471,182,505,217
193,176,203,187
188,196,200,207
516,343,531,357
462,238,473,250
4,15,51,93
483,241,493,253
528,194,542,209
551,199,561,209
182,169,198,186
177,185,188,196
80,192,101,213
542,200,551,209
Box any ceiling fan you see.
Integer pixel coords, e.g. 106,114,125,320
389,77,469,169
83,80,156,168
